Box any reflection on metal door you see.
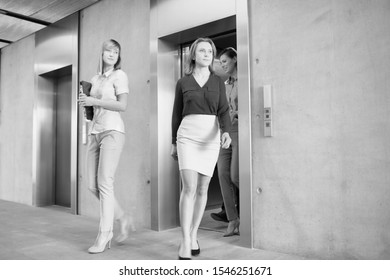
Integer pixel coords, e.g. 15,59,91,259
55,74,72,207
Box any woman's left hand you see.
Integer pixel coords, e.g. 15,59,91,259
78,93,95,107
221,132,231,149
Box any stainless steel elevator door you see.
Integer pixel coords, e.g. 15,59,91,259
55,74,72,207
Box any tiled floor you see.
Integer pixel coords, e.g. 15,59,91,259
0,199,304,260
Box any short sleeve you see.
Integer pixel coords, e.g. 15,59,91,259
113,70,129,95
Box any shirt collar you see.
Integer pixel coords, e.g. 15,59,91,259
227,76,237,85
102,68,114,77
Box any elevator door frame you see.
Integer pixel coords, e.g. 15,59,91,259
150,0,252,248
34,65,78,212
33,13,79,214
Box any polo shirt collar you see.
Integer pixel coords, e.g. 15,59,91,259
102,68,114,77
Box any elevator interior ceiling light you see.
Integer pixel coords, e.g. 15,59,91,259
0,0,101,49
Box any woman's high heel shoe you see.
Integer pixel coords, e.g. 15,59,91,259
116,214,136,243
223,218,240,237
88,231,113,254
191,241,200,256
178,242,191,260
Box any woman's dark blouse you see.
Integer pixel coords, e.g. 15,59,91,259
171,73,231,144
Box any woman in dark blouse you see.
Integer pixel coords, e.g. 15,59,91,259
171,37,231,259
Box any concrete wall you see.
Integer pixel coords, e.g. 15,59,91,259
249,0,390,259
78,0,151,228
0,36,35,205
155,0,235,37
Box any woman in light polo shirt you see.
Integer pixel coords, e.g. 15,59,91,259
78,39,134,254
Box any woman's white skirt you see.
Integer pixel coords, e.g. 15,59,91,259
177,114,220,177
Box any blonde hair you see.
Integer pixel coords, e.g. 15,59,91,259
185,37,216,75
97,39,122,74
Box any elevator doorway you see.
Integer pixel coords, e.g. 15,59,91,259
151,0,252,248
32,12,79,214
151,15,239,230
35,65,74,209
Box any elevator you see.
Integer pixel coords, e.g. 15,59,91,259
32,13,79,214
150,0,252,248
36,67,72,208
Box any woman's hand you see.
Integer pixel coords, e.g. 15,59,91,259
221,132,231,149
78,93,95,107
78,85,95,107
171,144,178,161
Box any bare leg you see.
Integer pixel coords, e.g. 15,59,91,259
178,169,198,258
190,173,211,249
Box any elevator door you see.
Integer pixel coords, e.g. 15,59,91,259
55,73,72,207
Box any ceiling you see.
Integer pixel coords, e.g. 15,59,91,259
0,0,100,49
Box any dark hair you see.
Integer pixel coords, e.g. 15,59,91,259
219,47,237,60
185,37,217,75
99,39,122,73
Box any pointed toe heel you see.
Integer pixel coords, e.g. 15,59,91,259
191,241,200,256
88,231,113,254
178,242,191,260
116,214,136,243
223,219,240,237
